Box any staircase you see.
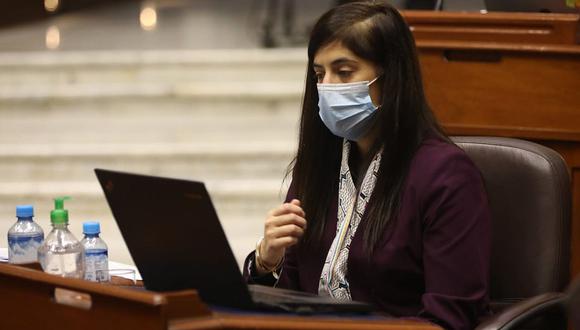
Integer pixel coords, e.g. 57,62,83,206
0,48,307,267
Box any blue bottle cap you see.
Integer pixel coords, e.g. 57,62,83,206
16,205,34,218
83,221,101,235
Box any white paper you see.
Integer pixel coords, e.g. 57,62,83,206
108,260,142,281
0,248,8,262
1,248,141,281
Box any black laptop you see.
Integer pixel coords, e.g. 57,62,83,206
95,169,372,314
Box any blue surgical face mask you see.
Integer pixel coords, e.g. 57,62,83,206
317,76,380,141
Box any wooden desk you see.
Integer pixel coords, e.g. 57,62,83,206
170,313,438,330
402,10,580,279
0,263,441,330
404,11,579,44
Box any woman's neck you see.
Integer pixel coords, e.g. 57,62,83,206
355,125,379,160
349,135,375,188
355,137,373,160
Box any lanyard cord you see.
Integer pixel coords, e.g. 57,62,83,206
324,191,358,289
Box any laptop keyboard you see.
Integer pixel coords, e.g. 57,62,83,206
248,284,332,304
247,284,373,314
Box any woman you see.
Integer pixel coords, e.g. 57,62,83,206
244,2,491,329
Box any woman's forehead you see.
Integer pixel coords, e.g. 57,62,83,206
313,42,360,66
313,42,379,73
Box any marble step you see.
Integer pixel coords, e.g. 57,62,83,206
0,49,307,268
0,178,289,217
0,142,296,182
0,120,300,144
0,82,303,144
0,49,308,86
0,81,303,104
0,82,303,125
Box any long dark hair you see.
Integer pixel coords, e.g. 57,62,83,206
290,1,447,256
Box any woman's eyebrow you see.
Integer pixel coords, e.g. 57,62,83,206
313,57,358,69
331,57,357,65
331,57,358,66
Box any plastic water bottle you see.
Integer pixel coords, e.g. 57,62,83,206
38,197,84,278
81,221,109,282
7,205,44,264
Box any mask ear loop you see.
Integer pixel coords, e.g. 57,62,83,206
366,74,382,87
367,75,383,109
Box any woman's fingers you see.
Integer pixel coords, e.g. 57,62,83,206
265,213,307,231
267,201,305,218
267,223,305,240
259,200,307,267
264,235,299,251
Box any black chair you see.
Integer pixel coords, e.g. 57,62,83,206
566,277,580,329
451,136,572,330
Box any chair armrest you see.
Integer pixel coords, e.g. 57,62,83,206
476,292,566,330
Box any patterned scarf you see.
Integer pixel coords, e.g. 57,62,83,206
318,139,382,300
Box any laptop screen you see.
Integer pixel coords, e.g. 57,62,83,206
95,168,254,309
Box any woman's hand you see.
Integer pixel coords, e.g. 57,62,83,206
257,199,307,274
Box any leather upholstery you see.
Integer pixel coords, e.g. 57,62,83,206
568,278,580,329
476,292,566,330
452,136,572,329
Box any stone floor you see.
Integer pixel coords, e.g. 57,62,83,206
0,48,304,267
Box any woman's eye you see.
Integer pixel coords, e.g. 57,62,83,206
338,71,353,79
315,72,324,82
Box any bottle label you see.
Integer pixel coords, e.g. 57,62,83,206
84,250,109,282
8,234,43,264
43,252,84,278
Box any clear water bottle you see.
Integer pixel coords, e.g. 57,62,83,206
81,221,109,282
8,205,44,264
38,197,84,278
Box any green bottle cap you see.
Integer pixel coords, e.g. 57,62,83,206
51,196,70,224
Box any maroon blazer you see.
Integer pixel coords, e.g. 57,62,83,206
244,137,491,330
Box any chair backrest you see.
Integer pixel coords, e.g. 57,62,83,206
568,277,580,329
452,136,571,312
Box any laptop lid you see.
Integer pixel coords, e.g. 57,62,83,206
94,168,254,309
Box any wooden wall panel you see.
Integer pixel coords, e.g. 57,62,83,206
573,171,580,280
420,48,580,141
